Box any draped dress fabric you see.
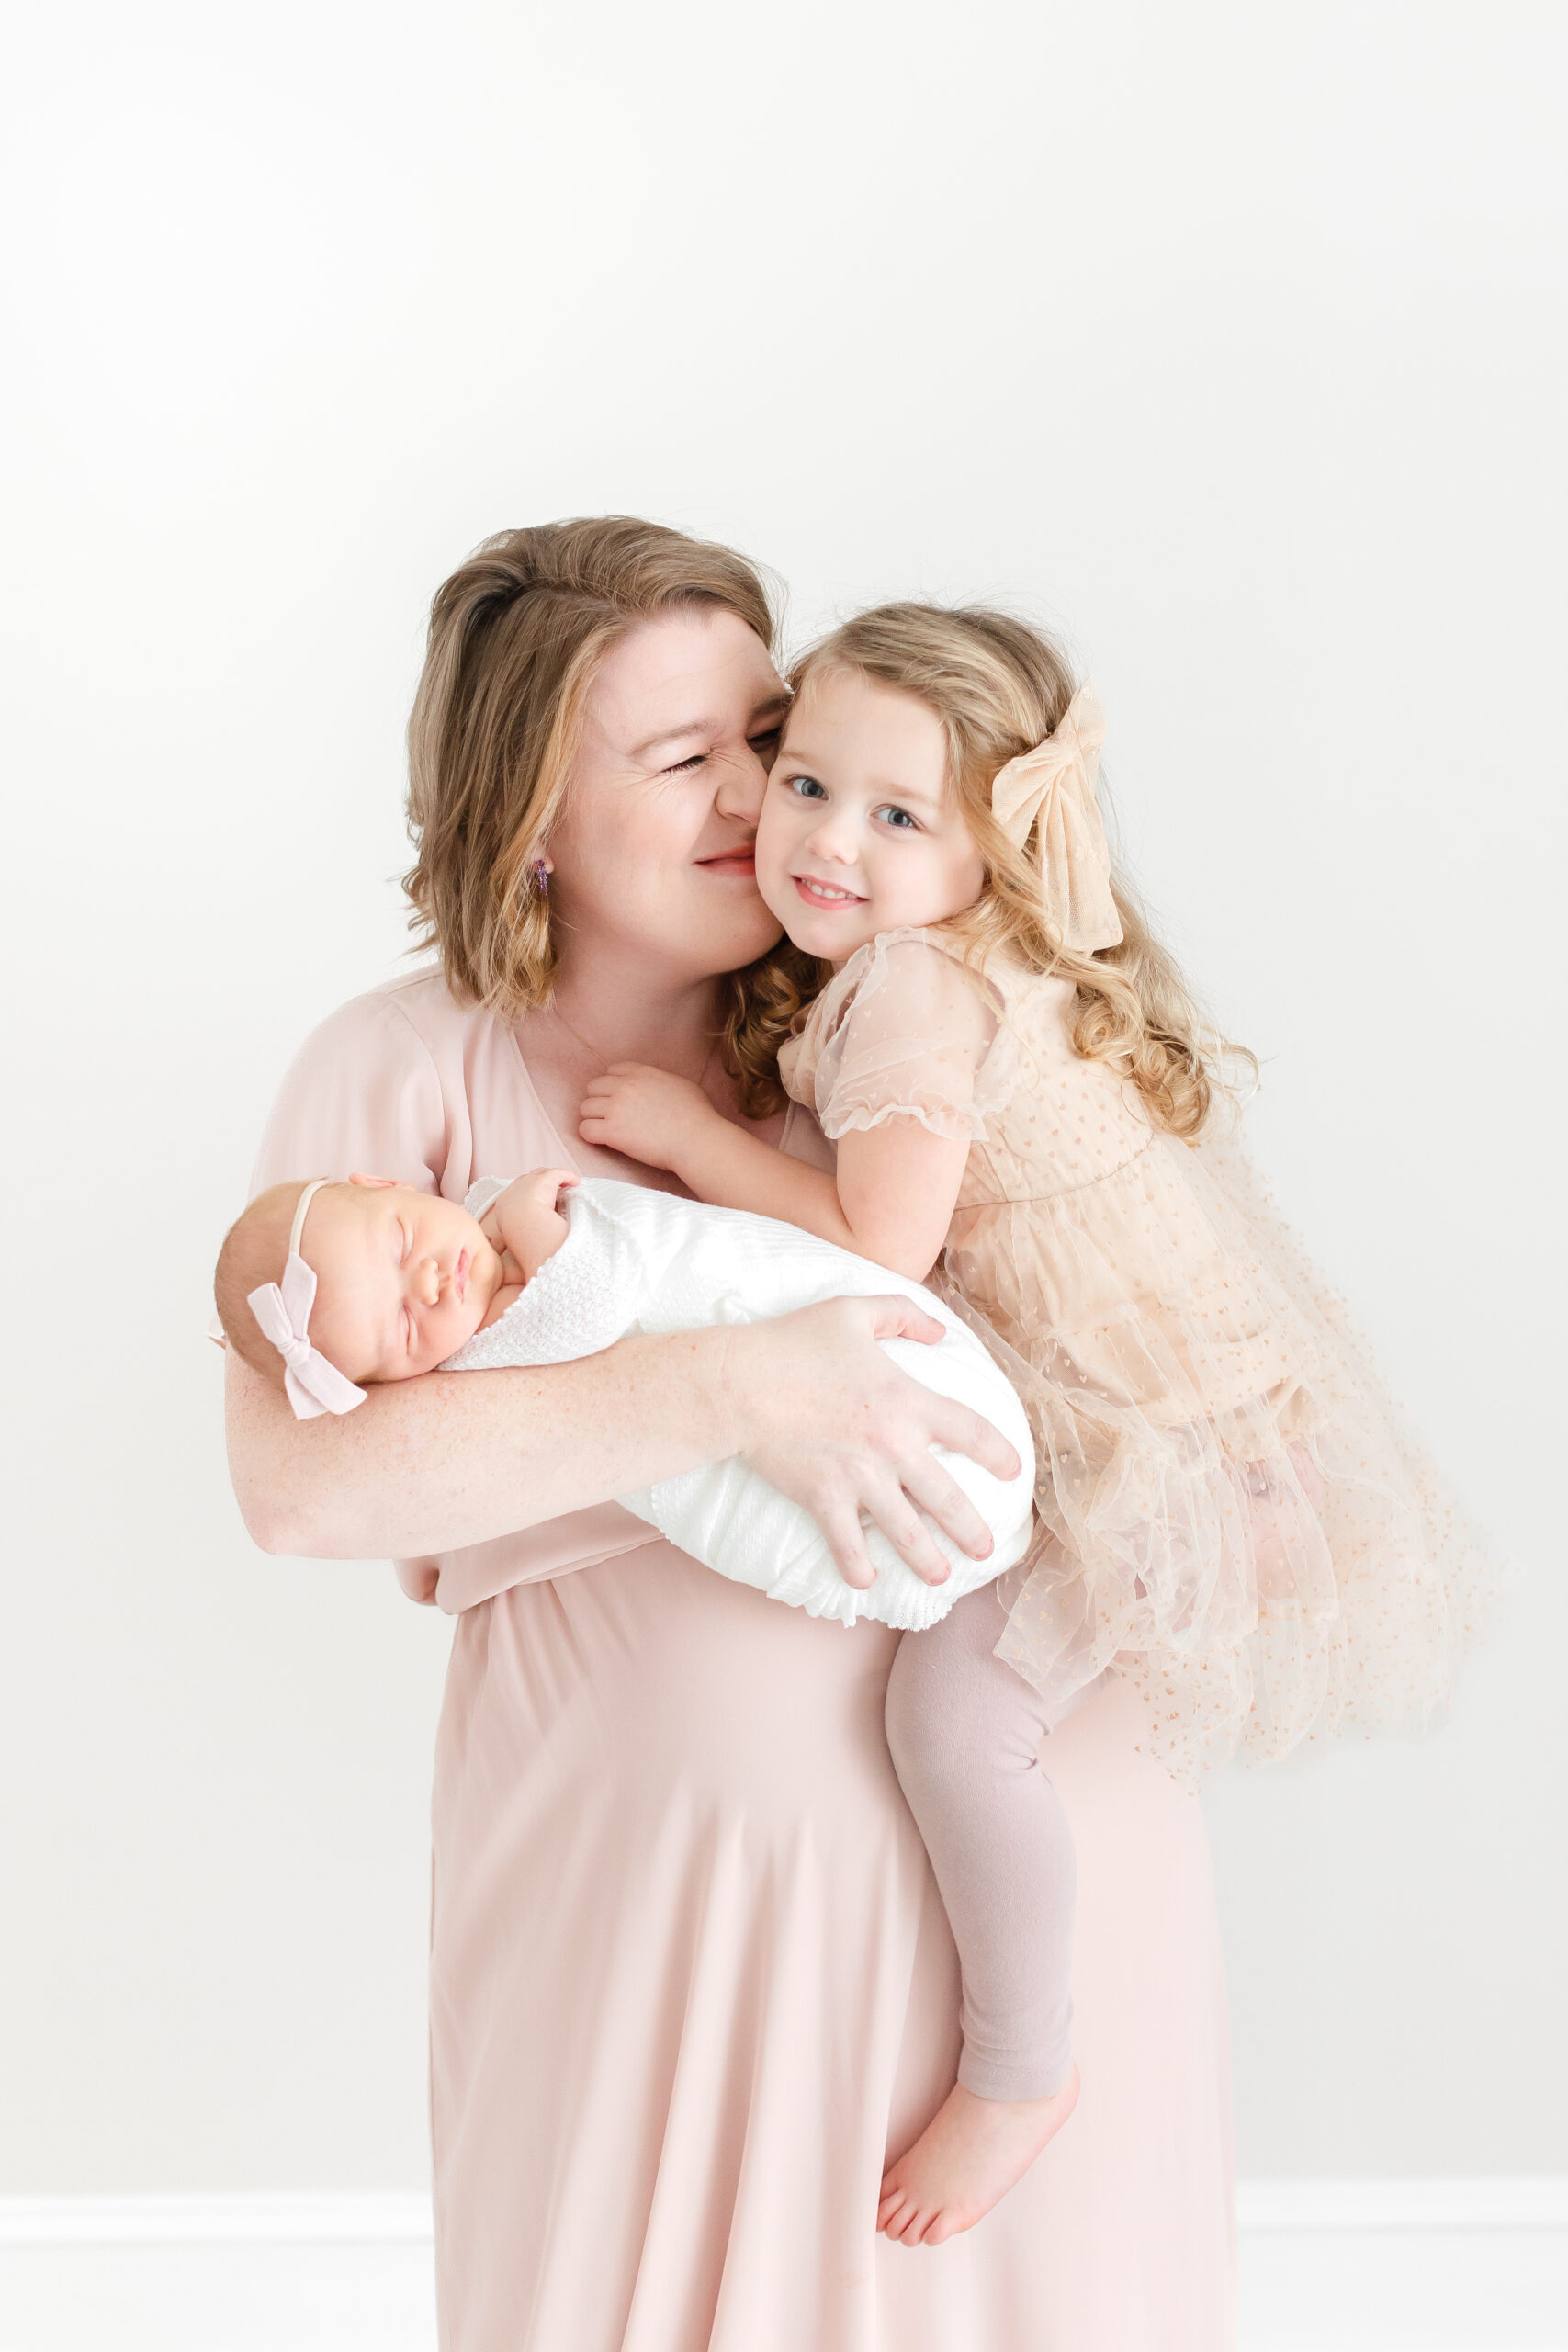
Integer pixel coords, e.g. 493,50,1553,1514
254,967,1236,2352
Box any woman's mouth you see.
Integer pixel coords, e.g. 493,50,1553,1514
696,847,757,879
793,873,866,910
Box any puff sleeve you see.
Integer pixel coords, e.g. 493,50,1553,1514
802,931,1006,1144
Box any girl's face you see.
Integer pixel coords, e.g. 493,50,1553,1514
545,606,792,989
755,669,987,966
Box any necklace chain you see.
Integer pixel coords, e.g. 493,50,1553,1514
547,999,718,1091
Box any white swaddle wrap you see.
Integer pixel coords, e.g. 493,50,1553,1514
442,1177,1036,1630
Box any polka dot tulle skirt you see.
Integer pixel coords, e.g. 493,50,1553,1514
784,927,1506,1790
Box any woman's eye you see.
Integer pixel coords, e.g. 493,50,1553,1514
788,773,828,801
875,804,919,831
747,728,782,754
664,752,707,775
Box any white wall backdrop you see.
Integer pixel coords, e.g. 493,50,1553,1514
2,0,1563,2201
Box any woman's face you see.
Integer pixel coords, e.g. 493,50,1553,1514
545,607,792,986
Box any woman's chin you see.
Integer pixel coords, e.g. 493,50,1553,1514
699,897,787,972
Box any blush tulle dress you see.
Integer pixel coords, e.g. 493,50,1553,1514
781,925,1502,1788
254,967,1236,2352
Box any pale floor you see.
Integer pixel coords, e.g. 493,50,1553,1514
1,2190,1565,2352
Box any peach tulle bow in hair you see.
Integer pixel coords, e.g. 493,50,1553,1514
989,681,1122,952
247,1177,367,1420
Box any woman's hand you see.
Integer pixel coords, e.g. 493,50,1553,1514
713,1295,1022,1592
579,1063,718,1173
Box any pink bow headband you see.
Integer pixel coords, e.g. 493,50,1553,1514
989,681,1122,953
247,1178,367,1422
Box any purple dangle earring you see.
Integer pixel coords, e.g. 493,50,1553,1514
532,857,550,898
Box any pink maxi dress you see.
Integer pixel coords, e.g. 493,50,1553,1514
255,968,1236,2352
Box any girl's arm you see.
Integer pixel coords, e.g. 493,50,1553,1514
579,1066,969,1281
226,1294,1018,1589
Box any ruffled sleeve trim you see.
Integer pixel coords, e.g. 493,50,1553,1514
825,1096,994,1144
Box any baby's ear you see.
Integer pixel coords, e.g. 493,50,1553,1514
347,1171,399,1190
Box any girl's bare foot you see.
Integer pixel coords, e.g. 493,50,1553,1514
877,2066,1080,2246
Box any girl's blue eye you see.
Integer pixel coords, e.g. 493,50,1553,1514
876,805,919,831
788,774,828,800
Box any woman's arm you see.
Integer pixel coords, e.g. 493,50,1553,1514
579,1065,968,1280
231,983,1010,1584
227,1293,1020,1589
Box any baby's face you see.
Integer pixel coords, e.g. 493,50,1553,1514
755,669,987,966
301,1178,498,1385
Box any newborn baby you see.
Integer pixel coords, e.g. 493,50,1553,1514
214,1169,1036,1630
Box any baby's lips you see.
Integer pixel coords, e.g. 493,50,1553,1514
454,1247,470,1301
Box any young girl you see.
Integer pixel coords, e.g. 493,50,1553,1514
580,602,1501,2248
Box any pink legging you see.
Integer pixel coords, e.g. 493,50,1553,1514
885,1584,1077,2103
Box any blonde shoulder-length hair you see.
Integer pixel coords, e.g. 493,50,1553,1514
789,604,1251,1139
403,515,822,1117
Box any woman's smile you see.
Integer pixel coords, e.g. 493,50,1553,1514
694,844,758,879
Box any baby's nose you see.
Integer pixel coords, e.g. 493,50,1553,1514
415,1257,442,1306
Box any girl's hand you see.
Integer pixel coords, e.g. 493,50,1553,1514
713,1295,1021,1592
579,1063,719,1172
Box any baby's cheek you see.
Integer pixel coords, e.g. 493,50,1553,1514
430,1310,479,1369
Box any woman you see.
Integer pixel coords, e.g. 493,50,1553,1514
226,517,1235,2350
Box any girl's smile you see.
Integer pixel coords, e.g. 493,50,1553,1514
792,872,869,909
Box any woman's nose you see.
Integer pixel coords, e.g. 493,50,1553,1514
713,743,768,825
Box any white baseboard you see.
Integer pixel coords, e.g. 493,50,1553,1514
0,2196,437,2352
0,2180,1562,2350
1235,2178,1568,2350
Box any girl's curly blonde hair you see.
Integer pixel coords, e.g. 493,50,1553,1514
790,604,1251,1139
403,515,822,1117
